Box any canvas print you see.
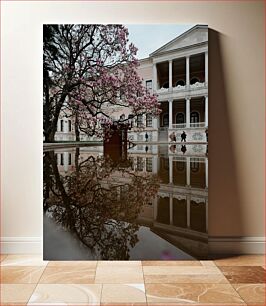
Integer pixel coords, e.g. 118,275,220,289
43,24,208,260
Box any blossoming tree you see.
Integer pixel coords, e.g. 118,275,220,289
43,24,160,142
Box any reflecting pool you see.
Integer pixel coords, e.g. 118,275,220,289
43,145,208,260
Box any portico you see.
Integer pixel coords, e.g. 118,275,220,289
159,96,208,129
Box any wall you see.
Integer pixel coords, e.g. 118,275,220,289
1,1,265,254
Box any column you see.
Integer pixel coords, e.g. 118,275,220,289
186,157,190,186
205,51,208,85
187,195,191,228
169,60,173,89
169,155,173,184
205,96,208,127
153,63,158,91
205,158,208,188
169,99,173,129
170,195,173,225
186,56,190,88
186,97,190,128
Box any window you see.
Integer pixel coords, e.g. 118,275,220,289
137,115,143,127
162,82,169,89
190,77,200,85
146,114,153,127
68,120,71,132
191,158,200,172
137,157,144,171
68,153,71,165
60,120,64,132
146,80,152,92
146,157,153,172
162,114,169,127
176,113,185,124
176,161,185,171
191,112,200,123
176,80,185,86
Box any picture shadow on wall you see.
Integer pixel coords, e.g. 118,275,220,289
208,29,244,258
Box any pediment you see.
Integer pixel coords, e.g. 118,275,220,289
150,25,208,57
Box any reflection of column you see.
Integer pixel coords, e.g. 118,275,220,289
205,159,208,188
205,96,208,127
206,199,208,232
186,157,190,186
186,97,190,128
205,51,208,85
154,196,158,220
169,155,173,184
186,56,190,88
170,195,173,225
143,157,146,172
152,156,158,174
169,60,173,89
153,63,158,91
187,195,191,228
63,152,68,172
169,99,173,129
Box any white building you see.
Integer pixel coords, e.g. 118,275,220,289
55,24,208,144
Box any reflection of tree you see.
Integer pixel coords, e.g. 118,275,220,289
43,149,159,259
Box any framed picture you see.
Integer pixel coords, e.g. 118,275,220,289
43,24,208,260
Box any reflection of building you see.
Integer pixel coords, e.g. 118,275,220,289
54,25,208,144
54,144,208,257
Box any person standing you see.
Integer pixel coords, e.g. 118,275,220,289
181,131,187,142
145,132,148,142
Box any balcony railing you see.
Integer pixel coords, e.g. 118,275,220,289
156,82,206,94
172,122,206,129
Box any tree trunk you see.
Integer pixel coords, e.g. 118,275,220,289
75,112,80,142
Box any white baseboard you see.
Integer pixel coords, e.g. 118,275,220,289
0,237,42,254
1,236,265,255
208,236,265,255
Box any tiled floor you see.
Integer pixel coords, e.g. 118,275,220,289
0,255,265,305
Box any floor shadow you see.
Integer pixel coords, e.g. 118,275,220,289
208,29,244,258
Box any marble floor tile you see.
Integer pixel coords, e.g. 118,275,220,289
143,265,229,284
219,266,265,283
101,304,146,306
145,283,245,304
98,261,141,267
101,284,146,304
214,255,265,267
1,266,45,284
142,260,201,266
232,284,266,303
39,266,96,284
200,260,217,267
28,284,102,305
48,260,97,268
1,284,36,304
95,266,144,283
1,254,48,267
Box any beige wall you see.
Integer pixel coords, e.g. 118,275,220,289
1,1,265,251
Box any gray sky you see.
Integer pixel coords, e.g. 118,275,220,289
126,24,194,59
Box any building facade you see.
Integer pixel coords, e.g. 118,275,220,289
54,24,208,144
